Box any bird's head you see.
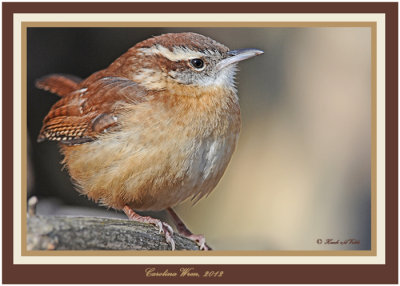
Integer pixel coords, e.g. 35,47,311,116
113,32,263,94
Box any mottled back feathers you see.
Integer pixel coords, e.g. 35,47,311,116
37,75,148,145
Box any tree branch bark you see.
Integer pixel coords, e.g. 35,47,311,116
27,215,201,250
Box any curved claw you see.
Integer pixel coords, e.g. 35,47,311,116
154,220,164,234
158,222,175,250
162,223,175,251
162,222,174,235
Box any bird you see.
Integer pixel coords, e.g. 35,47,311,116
36,32,263,250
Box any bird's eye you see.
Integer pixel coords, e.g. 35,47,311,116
190,58,204,69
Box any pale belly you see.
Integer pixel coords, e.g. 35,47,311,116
123,131,240,211
167,133,239,207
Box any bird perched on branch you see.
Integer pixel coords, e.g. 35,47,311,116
36,32,263,250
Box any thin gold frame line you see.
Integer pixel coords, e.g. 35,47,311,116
23,22,374,28
21,22,377,257
21,25,28,256
24,250,374,257
370,22,377,257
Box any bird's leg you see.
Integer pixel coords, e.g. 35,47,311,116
167,208,212,250
123,205,175,250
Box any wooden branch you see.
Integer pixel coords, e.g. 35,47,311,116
27,215,201,251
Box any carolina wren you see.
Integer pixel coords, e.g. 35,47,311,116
37,32,263,250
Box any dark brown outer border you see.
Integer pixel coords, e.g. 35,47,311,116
2,2,398,284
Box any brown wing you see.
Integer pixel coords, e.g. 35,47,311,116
38,76,148,145
35,74,82,97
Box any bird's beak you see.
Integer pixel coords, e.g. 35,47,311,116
216,48,264,71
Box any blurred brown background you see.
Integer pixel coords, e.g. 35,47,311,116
27,27,371,250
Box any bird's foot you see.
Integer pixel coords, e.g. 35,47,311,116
185,233,211,250
167,208,212,251
155,221,175,251
123,205,175,250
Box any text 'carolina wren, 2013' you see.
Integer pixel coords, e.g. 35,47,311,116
36,32,263,250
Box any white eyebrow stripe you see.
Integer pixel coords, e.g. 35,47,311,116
138,45,204,61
